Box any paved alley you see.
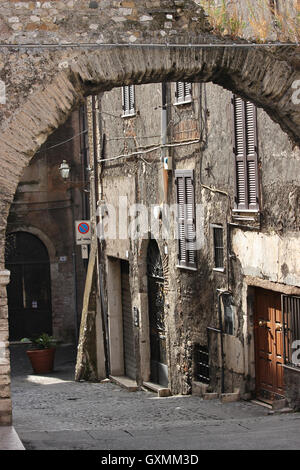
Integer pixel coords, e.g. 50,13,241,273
8,343,300,451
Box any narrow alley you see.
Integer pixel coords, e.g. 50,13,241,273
9,344,300,451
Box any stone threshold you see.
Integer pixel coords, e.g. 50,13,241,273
109,375,139,392
251,397,292,412
142,381,172,397
0,426,25,450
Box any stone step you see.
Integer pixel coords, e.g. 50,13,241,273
142,381,171,397
109,375,139,392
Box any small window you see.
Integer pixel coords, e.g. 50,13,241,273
213,226,224,270
194,344,210,384
282,295,300,368
122,85,135,117
175,82,192,104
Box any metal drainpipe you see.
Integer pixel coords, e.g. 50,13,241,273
161,82,168,201
217,289,226,394
70,186,79,343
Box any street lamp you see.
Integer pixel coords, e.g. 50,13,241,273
59,160,71,180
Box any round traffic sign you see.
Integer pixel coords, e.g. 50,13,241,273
78,222,90,234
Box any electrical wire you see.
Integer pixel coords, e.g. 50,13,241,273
35,129,88,153
98,138,201,163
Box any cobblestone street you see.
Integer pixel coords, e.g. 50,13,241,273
9,344,300,451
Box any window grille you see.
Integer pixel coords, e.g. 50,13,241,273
282,295,300,367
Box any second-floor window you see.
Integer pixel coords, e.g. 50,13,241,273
175,82,192,104
122,85,135,116
232,95,259,211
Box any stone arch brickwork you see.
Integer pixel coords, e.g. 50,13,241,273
1,44,299,259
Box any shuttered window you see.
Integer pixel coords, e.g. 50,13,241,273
232,95,259,211
175,82,192,104
175,169,196,269
122,85,135,116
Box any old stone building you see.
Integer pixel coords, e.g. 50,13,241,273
81,79,300,407
0,0,299,426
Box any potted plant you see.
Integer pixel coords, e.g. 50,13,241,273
21,333,57,374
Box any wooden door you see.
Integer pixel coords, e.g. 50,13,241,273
254,288,285,401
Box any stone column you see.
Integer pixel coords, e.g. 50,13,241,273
0,270,12,425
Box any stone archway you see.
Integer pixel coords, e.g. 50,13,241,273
1,45,300,259
0,43,300,424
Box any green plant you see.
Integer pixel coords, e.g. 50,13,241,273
21,333,56,350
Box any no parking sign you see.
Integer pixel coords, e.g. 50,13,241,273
75,220,91,245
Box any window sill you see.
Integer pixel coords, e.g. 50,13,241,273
176,264,197,272
213,267,225,273
121,112,136,119
282,364,300,373
232,209,260,214
174,100,192,106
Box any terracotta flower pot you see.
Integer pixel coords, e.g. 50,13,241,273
26,347,56,374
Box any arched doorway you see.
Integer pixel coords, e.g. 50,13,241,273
5,232,52,341
147,240,168,387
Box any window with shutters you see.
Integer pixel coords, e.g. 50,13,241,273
122,85,135,117
175,169,196,270
175,82,192,105
232,95,259,211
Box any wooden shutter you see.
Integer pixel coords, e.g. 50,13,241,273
232,95,259,211
175,169,196,269
176,82,192,103
122,85,135,115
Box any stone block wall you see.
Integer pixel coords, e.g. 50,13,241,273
0,271,12,425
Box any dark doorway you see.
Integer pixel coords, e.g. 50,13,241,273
5,232,52,341
147,240,168,387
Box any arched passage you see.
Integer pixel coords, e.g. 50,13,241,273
0,44,300,264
